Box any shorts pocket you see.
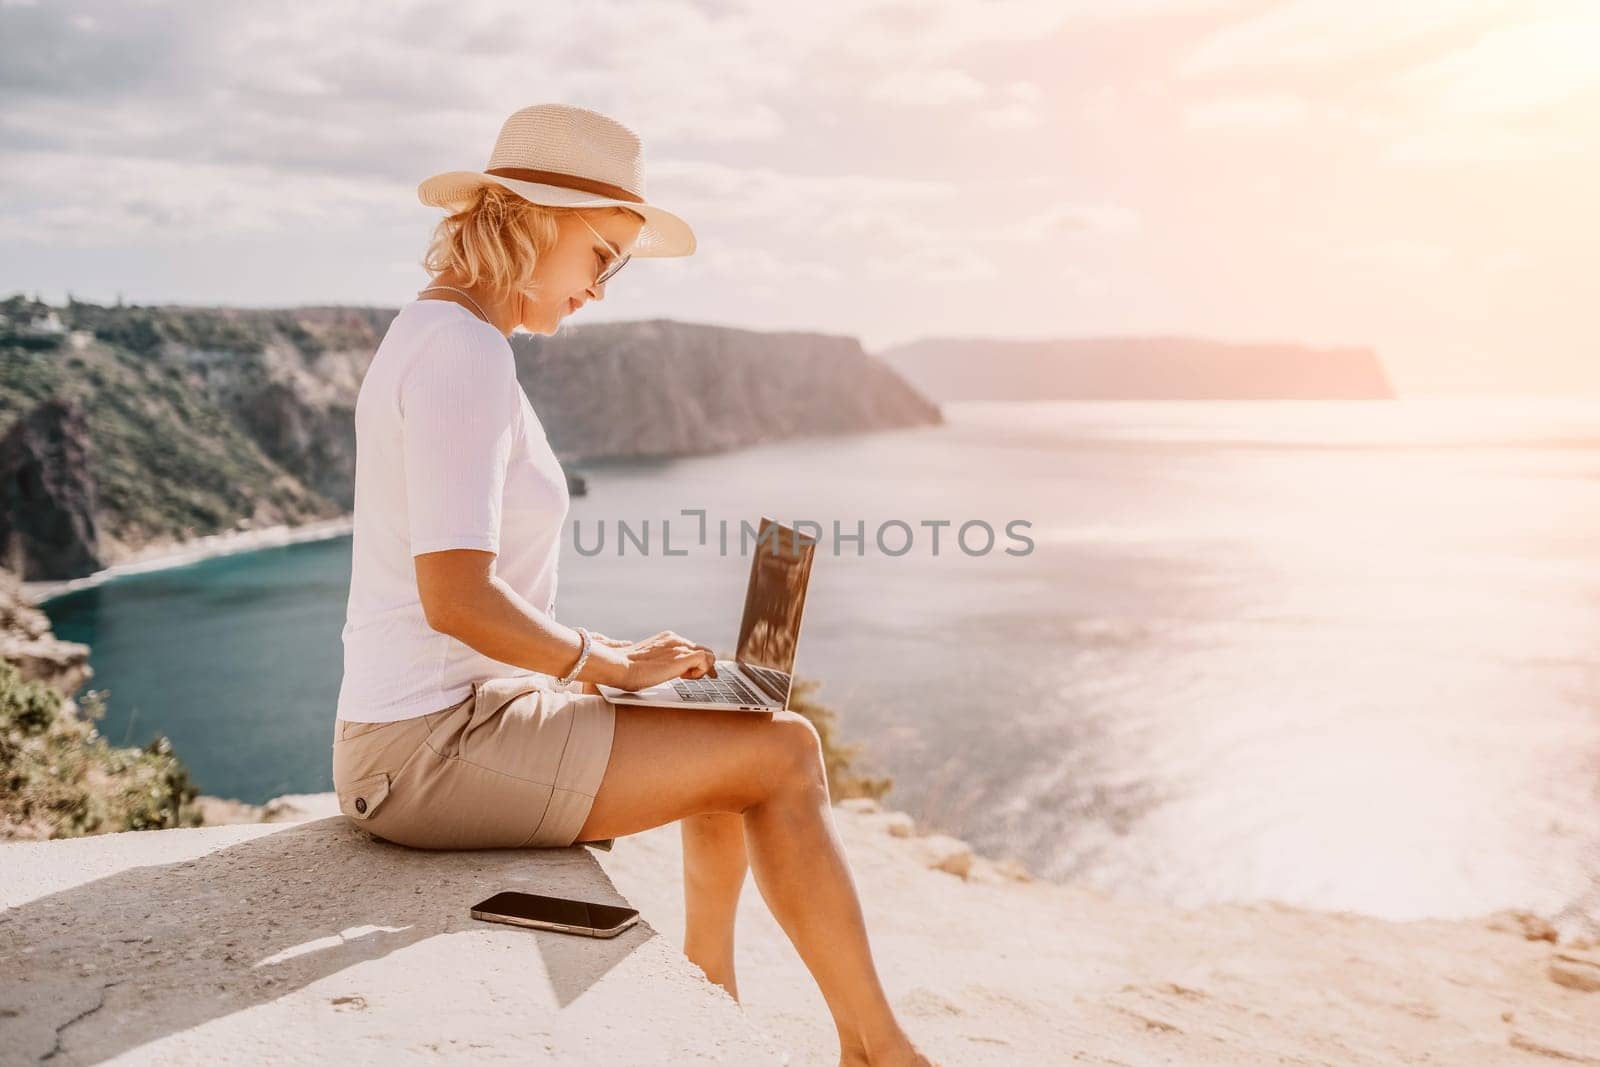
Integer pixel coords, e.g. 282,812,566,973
335,719,408,743
337,770,392,821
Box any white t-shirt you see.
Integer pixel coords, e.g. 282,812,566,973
335,298,571,722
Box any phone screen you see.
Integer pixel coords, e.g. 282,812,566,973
471,890,639,933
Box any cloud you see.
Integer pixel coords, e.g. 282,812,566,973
840,0,1230,68
1383,124,1594,165
642,157,1008,280
1371,2,1600,164
0,0,1200,202
1394,8,1600,117
696,245,845,292
978,81,1046,130
637,161,1138,287
866,71,1046,129
1178,0,1525,76
2,0,1160,293
1059,262,1112,298
861,245,998,284
651,158,959,223
1185,94,1310,131
1174,2,1600,166
0,150,411,244
865,68,991,108
989,201,1142,241
1337,239,1452,273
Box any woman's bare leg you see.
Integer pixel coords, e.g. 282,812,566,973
681,812,748,1000
577,706,934,1067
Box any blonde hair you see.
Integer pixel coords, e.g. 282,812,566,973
421,182,643,306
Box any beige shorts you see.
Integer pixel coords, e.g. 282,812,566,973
331,674,616,850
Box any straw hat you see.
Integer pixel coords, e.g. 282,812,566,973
417,103,696,258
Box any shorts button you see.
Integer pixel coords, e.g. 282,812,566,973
355,797,367,814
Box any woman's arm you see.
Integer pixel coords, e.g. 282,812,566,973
414,547,629,687
414,549,718,690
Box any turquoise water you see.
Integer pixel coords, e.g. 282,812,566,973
43,537,354,800
42,399,1600,930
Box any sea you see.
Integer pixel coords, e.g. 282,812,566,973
39,398,1600,931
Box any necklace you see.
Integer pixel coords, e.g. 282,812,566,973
417,285,492,326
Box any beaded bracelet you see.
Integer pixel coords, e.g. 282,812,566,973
556,626,592,690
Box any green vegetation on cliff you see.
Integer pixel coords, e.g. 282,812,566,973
0,659,204,839
1,297,338,578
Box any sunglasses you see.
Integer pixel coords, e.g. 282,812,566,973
576,213,631,287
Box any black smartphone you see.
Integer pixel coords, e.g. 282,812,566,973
469,890,641,938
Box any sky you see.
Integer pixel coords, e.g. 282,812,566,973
1,0,1596,395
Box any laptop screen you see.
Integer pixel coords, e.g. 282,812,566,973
734,517,817,707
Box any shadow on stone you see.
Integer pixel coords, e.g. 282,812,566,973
2,817,658,1061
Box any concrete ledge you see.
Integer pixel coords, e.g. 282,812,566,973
0,816,784,1065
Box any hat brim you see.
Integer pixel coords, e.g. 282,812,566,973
417,170,696,258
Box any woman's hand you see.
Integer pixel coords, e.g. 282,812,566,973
611,630,719,691
586,630,633,649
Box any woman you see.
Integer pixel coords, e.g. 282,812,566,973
331,104,936,1067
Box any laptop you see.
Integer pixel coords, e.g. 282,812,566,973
596,516,817,712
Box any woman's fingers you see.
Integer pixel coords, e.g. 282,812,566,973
686,651,718,679
647,632,713,655
673,647,718,678
584,630,632,649
611,630,717,684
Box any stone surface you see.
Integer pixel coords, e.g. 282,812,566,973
883,812,916,838
595,806,1600,1066
1549,952,1600,994
10,791,1600,1065
1489,909,1562,943
0,815,783,1065
907,833,975,879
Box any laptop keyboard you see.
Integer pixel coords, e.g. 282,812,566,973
672,668,767,705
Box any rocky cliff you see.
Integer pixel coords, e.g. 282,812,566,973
0,296,940,581
511,319,941,460
0,395,102,580
0,564,91,697
878,335,1396,401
